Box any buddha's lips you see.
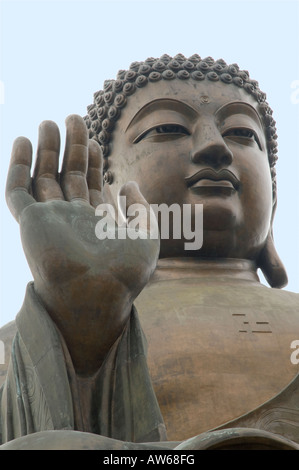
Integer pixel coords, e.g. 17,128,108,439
185,168,240,190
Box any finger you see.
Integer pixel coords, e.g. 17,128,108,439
61,114,89,202
87,139,103,208
118,181,159,237
33,120,64,202
6,137,35,221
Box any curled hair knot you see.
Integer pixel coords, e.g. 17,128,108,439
177,70,190,80
123,82,136,96
136,75,148,87
153,61,167,72
125,70,137,82
162,70,176,80
149,71,162,82
138,64,152,76
207,71,219,82
114,93,127,108
220,73,233,84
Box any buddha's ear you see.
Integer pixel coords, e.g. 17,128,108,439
257,199,288,289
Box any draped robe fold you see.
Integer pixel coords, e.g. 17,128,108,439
0,283,167,445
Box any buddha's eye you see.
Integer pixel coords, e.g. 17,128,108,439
155,124,188,134
225,128,254,138
223,127,261,148
134,124,190,143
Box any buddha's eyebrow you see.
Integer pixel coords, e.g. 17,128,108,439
126,98,198,132
215,101,263,127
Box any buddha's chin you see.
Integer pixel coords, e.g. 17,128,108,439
195,232,239,259
158,229,240,259
202,200,241,232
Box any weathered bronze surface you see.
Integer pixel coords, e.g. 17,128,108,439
1,54,299,450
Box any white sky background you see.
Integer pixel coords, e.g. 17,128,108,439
0,0,298,327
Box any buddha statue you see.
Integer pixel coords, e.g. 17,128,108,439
1,54,299,450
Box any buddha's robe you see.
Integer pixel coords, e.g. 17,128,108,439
0,283,166,445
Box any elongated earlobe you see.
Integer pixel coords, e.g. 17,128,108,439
258,232,288,288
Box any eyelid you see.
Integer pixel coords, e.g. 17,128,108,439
133,123,190,143
222,126,262,149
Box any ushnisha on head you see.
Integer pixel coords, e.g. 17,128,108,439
84,53,278,199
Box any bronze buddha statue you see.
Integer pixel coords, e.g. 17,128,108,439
1,54,299,450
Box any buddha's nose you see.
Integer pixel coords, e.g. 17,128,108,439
190,124,233,169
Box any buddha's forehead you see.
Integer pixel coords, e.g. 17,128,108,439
117,79,261,130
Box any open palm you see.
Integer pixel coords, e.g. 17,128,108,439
6,115,159,375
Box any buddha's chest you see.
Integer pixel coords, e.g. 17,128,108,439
135,280,299,441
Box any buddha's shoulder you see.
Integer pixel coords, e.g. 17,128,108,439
239,285,299,334
230,284,299,319
257,284,299,306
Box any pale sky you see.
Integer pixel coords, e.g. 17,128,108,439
1,0,299,326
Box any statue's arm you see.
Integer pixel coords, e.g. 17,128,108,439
5,116,159,375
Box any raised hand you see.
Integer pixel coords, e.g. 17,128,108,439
6,115,160,375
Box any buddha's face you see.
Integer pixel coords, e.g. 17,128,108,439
108,79,273,260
